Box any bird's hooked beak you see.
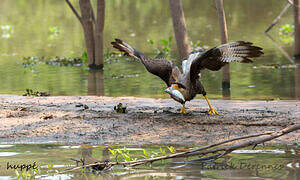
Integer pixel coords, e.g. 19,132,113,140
164,87,185,102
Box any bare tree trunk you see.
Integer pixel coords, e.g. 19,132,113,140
294,0,300,57
169,0,190,60
94,0,105,68
79,0,96,66
216,0,230,99
294,0,300,99
66,0,105,69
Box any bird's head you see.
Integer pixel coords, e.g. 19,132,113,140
164,84,185,103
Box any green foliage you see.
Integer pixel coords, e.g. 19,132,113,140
21,56,86,67
113,103,128,113
143,149,149,158
148,35,173,59
108,146,177,164
109,147,132,162
160,147,166,155
23,89,50,97
15,169,36,180
48,26,61,40
148,39,154,45
189,40,209,52
279,24,294,35
49,26,60,34
33,166,41,175
167,146,175,153
81,51,88,63
189,40,202,51
279,24,294,44
47,163,54,170
0,25,13,38
107,146,177,165
108,148,117,157
21,51,118,68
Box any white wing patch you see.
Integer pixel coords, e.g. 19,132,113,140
182,51,202,74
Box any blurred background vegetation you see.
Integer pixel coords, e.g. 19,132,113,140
0,0,297,100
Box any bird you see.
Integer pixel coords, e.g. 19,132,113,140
111,39,263,114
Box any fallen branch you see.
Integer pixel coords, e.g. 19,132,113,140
58,124,300,174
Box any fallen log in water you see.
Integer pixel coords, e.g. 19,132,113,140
57,124,300,174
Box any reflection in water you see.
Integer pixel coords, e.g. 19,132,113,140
102,146,110,162
87,70,105,96
78,144,95,164
265,33,295,63
295,61,300,100
265,33,299,100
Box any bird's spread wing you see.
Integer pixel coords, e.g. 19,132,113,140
111,39,177,86
189,41,263,80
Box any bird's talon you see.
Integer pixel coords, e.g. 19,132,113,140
208,108,220,115
180,109,187,114
179,104,187,114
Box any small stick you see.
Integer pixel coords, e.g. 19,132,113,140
265,2,292,33
65,0,83,25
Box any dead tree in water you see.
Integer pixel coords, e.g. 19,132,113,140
295,0,300,99
215,0,230,99
169,0,190,60
65,0,105,69
294,0,300,58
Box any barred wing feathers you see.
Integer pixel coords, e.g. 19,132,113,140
189,41,263,80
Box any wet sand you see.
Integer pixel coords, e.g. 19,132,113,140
0,95,299,145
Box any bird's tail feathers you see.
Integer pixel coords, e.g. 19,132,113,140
111,39,144,60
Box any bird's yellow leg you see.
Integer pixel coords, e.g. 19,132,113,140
204,95,220,115
180,104,187,114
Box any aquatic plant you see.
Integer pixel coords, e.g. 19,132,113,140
113,103,128,113
23,89,50,97
148,35,173,59
15,169,36,180
107,146,174,164
48,26,61,40
21,55,86,67
21,50,120,68
189,40,210,52
279,24,294,44
0,25,13,38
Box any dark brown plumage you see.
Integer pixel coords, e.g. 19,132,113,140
111,39,263,114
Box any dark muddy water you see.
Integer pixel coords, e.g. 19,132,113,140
0,144,299,179
0,0,299,100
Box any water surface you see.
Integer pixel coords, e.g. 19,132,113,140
0,0,299,100
0,144,299,179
